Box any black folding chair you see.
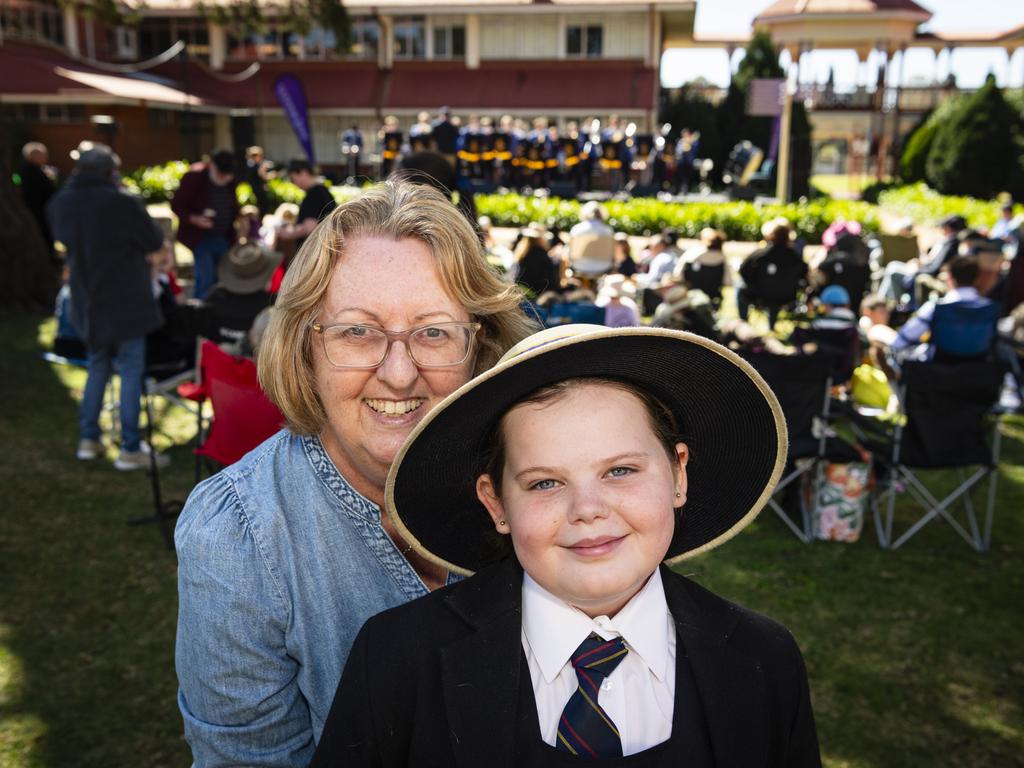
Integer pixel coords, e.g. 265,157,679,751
860,359,1004,551
741,351,861,542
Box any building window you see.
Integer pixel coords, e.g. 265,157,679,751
138,16,208,57
2,102,85,124
566,24,602,57
0,0,64,47
350,18,379,59
394,16,425,59
433,23,464,59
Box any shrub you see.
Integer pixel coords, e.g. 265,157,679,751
876,182,1023,228
925,76,1024,199
475,193,880,244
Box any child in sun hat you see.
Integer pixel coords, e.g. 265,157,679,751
312,325,821,767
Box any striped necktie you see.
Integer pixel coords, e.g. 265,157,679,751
555,633,628,758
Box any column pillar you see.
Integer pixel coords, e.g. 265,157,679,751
378,16,393,69
209,22,226,69
465,14,480,69
63,5,79,56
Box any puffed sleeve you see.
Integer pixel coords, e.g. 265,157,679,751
175,473,313,768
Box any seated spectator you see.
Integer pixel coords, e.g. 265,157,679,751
737,217,808,328
53,264,86,360
791,284,860,384
674,227,728,303
567,201,615,277
640,228,681,286
594,274,640,327
265,203,299,294
147,241,199,372
809,219,872,303
613,232,638,276
201,240,279,350
236,204,262,242
511,222,559,298
649,284,719,341
989,201,1020,243
891,255,994,362
478,215,513,273
859,293,898,347
879,214,965,306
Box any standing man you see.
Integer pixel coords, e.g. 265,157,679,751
18,141,57,254
243,146,274,217
46,144,170,470
270,160,338,292
171,149,238,300
340,124,364,182
431,106,459,167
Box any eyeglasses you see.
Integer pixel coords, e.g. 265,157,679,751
311,321,481,369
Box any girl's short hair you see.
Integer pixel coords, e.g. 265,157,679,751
481,377,685,496
258,181,538,435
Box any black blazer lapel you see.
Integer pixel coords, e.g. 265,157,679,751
440,559,524,768
663,567,770,767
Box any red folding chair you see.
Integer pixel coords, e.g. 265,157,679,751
191,340,284,467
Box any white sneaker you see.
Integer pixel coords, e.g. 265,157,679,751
115,448,171,471
77,439,103,460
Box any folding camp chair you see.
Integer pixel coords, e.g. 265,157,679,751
741,351,861,542
192,340,284,467
862,359,1004,552
930,300,1000,361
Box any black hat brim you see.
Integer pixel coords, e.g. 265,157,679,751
385,327,787,575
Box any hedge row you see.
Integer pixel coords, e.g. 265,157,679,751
875,183,1023,230
475,194,881,244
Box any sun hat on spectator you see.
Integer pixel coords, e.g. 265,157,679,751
217,240,282,294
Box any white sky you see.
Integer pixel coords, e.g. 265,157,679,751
661,0,1024,88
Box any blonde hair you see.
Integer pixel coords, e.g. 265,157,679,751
258,181,538,435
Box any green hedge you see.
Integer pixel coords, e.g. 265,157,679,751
875,183,1023,229
124,161,352,208
475,194,881,244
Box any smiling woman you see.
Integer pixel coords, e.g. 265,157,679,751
173,180,536,767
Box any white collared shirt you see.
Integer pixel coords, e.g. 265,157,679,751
521,570,676,755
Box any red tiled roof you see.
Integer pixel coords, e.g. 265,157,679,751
0,41,215,106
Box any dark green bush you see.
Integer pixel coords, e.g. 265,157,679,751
925,76,1024,199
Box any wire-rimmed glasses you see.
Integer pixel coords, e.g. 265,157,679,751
311,321,481,369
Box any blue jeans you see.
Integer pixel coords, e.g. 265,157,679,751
192,235,230,300
80,336,146,451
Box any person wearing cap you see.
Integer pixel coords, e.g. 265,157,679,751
171,148,239,300
312,325,820,767
174,181,536,767
46,143,170,470
199,239,280,349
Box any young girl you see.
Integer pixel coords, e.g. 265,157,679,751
313,325,821,767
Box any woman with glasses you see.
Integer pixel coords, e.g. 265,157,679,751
174,181,536,767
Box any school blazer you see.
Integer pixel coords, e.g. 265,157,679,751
312,558,821,768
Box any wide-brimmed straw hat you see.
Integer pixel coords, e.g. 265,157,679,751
385,325,787,576
217,240,282,294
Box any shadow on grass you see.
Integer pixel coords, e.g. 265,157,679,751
0,313,194,767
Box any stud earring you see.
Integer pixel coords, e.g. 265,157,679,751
675,492,682,498
498,520,507,527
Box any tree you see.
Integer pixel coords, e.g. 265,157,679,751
925,75,1024,198
197,0,351,55
712,30,811,198
658,86,721,175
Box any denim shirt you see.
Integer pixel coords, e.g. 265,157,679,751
175,429,453,767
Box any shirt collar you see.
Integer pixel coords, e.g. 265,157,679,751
522,570,672,684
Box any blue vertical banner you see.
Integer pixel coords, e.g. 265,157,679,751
273,74,315,163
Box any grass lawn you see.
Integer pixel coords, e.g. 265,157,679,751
2,311,1023,767
812,174,887,200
